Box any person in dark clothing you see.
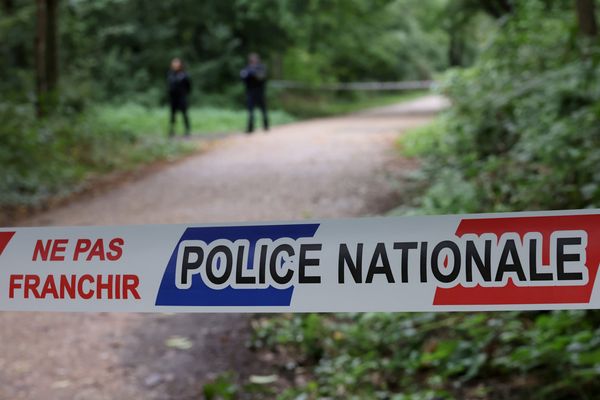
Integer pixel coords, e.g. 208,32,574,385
240,53,269,133
167,58,191,137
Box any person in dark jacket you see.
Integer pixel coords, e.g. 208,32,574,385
167,58,191,137
240,53,269,133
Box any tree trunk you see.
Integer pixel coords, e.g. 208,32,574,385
2,0,27,69
35,0,48,117
479,0,513,19
448,30,465,67
46,0,59,91
35,0,59,118
576,0,598,37
2,0,14,13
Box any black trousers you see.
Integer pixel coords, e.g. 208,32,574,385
169,101,190,136
246,91,269,133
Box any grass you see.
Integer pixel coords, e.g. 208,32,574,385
246,311,600,400
0,102,198,219
277,90,428,118
93,103,296,137
396,116,446,158
93,91,430,137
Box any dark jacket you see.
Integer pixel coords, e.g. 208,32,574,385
240,63,267,93
167,70,191,108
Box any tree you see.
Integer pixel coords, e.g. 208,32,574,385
575,0,598,37
1,0,28,71
443,0,504,67
35,0,58,117
478,0,513,18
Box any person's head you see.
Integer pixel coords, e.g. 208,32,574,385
248,53,260,65
170,58,183,71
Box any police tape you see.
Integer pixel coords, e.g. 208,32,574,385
2,209,600,312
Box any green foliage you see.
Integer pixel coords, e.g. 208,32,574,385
279,0,451,84
203,371,279,399
413,0,600,214
279,91,426,118
0,1,35,96
203,372,239,400
93,104,295,135
252,311,600,399
0,101,192,211
397,117,446,158
2,0,465,105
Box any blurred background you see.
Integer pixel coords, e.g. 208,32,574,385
2,0,600,399
0,0,492,220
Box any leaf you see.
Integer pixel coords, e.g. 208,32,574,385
248,374,278,385
165,335,193,350
51,380,71,389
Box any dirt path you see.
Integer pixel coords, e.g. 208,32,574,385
0,95,447,399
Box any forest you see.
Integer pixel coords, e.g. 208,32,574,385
2,0,600,399
1,0,475,212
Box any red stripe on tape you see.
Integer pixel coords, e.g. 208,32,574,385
0,232,15,257
433,215,600,305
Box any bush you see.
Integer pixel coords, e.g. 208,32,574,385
0,101,190,213
277,91,426,119
414,1,600,214
93,103,295,135
252,311,600,399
